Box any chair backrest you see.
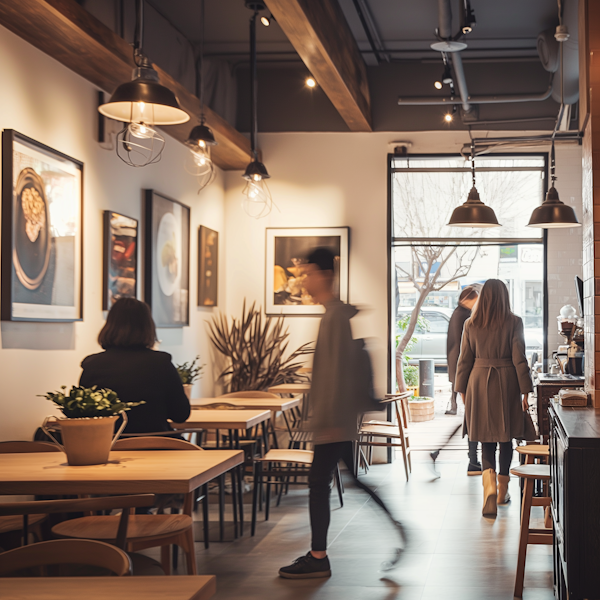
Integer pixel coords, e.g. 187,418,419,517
0,539,131,577
112,436,201,451
0,441,60,453
220,391,279,399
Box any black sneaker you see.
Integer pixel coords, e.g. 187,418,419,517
279,552,332,579
467,461,482,476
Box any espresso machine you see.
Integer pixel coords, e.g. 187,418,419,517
555,305,584,376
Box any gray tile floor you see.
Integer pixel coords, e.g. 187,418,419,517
166,451,555,599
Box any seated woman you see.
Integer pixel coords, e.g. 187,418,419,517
80,298,191,434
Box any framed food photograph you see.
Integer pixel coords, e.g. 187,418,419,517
144,190,190,327
1,130,83,322
265,227,349,316
198,226,218,307
103,211,138,310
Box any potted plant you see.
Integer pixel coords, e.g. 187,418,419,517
175,356,204,400
403,364,419,396
408,396,435,422
41,385,143,466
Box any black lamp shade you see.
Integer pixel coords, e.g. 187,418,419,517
185,124,217,148
448,186,500,228
243,159,270,180
527,186,581,228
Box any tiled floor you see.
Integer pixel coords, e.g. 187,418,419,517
165,451,555,599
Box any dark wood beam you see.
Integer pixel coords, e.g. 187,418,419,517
264,0,372,132
0,0,251,170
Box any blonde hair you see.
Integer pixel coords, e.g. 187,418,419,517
470,279,512,330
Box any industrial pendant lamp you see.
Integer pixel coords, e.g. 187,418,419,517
448,142,500,228
184,0,217,190
242,2,274,219
527,139,581,228
98,0,189,167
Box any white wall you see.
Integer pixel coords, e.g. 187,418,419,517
224,132,584,394
0,27,226,440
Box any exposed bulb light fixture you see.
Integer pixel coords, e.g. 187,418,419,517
98,0,188,167
527,139,580,228
448,142,500,228
306,77,317,88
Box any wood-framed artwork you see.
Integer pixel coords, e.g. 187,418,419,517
198,226,218,307
144,190,190,327
102,211,138,310
265,227,349,316
1,130,83,322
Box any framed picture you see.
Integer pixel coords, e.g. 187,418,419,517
265,227,349,316
103,211,138,310
198,226,218,307
144,190,190,327
1,130,83,322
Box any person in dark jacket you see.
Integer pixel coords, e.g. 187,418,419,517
80,298,190,434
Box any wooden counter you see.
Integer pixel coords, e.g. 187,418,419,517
535,374,584,439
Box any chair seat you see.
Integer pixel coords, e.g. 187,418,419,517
52,514,193,542
259,449,314,465
363,420,396,427
516,444,549,457
0,514,46,534
510,464,551,480
359,424,403,438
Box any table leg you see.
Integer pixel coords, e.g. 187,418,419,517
218,473,225,542
230,468,238,539
262,421,270,453
202,483,209,549
234,429,244,536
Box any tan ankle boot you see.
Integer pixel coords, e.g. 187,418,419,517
482,469,497,516
497,474,511,505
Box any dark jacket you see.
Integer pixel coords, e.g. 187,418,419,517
79,347,191,434
446,304,472,386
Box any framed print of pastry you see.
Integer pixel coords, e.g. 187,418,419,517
1,130,83,321
144,190,190,327
265,227,349,316
103,211,138,310
198,226,218,307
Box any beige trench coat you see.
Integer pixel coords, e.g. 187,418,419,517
455,314,533,443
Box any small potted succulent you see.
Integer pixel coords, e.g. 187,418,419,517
41,385,143,466
175,355,204,400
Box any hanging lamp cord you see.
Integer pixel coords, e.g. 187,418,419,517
199,0,206,124
133,0,144,66
249,10,258,160
550,139,556,187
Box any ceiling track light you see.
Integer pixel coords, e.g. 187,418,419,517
260,12,275,26
98,0,188,167
448,142,500,228
184,0,217,191
527,139,581,228
461,0,476,34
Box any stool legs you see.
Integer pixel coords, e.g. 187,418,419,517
515,476,534,598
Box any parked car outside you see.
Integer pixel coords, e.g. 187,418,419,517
397,307,543,366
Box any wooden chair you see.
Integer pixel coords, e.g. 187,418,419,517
358,393,412,482
510,464,553,599
52,437,202,575
0,539,132,577
516,444,551,526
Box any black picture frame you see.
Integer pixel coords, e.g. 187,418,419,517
198,226,218,307
1,130,84,322
103,211,139,310
144,189,190,327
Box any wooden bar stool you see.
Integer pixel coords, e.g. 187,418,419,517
510,464,553,599
516,444,549,464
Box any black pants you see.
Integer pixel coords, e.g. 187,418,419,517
481,441,513,476
308,441,393,552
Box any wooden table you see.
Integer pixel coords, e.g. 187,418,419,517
268,383,311,394
172,409,270,433
191,397,300,412
0,450,243,495
1,575,216,600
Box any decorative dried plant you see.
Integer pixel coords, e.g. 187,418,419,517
207,300,313,392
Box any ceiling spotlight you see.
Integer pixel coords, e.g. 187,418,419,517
434,80,443,90
260,14,271,26
461,0,476,34
444,113,453,123
306,77,317,88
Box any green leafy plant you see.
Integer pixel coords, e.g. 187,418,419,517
41,385,144,419
403,365,419,387
409,396,433,402
175,356,205,385
207,300,313,392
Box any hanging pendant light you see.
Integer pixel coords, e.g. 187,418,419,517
242,2,274,219
98,0,189,167
448,142,500,228
184,0,217,190
527,139,581,228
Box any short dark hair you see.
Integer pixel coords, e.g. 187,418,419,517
306,247,335,272
98,298,157,349
459,286,479,304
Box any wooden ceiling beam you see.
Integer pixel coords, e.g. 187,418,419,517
264,0,372,132
0,0,251,170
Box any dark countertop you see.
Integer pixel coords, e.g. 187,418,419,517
538,373,585,385
549,402,600,447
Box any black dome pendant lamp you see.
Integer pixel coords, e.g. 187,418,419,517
448,142,500,228
98,0,189,167
527,139,581,228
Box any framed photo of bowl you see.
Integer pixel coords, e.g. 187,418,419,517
1,130,83,321
198,226,218,307
265,227,349,316
144,190,190,327
103,211,138,310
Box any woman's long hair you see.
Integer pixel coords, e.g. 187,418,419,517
470,279,512,330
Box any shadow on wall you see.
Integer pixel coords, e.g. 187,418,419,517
1,322,75,350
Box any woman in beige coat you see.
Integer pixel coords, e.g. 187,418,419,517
455,279,533,516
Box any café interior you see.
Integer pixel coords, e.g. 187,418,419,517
0,0,599,599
